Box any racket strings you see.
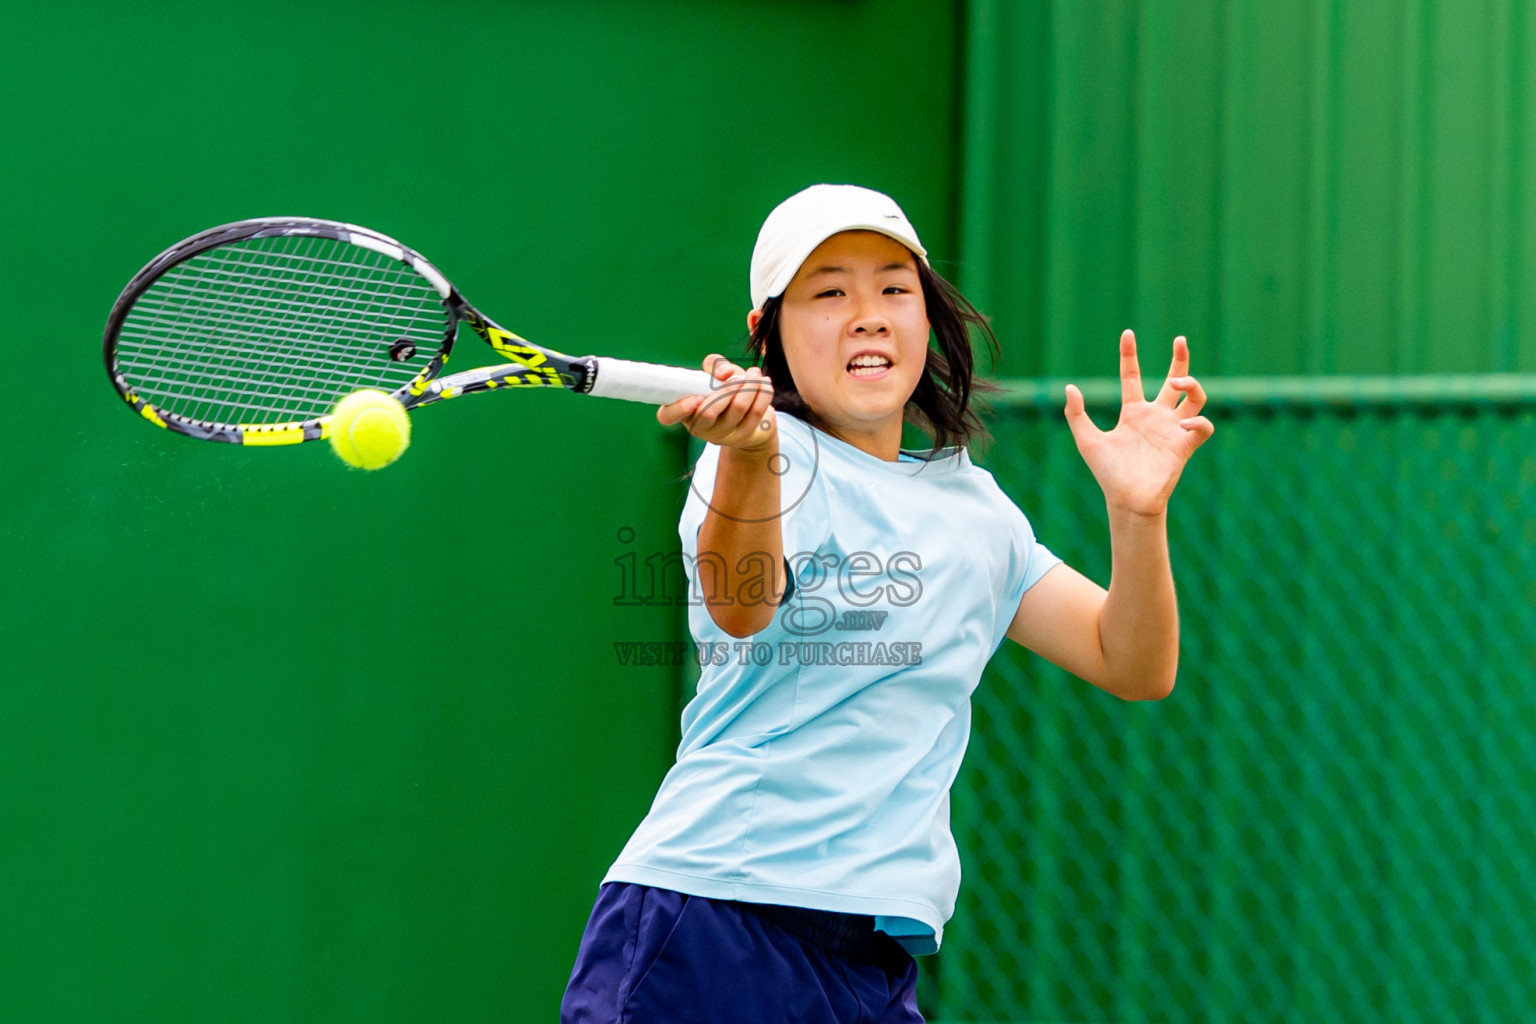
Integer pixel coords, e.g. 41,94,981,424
126,236,441,418
114,234,451,425
122,244,434,422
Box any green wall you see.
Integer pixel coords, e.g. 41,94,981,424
960,0,1536,378
0,2,959,1020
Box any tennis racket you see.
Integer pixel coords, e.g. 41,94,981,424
103,217,718,446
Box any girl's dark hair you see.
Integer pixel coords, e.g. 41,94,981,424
747,260,1000,456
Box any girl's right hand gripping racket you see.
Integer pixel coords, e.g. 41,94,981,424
103,217,719,446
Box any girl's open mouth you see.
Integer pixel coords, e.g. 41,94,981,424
847,354,893,378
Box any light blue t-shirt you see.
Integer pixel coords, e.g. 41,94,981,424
604,413,1060,953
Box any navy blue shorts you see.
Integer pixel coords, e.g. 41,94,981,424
560,882,924,1023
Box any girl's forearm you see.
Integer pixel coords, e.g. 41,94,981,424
1097,507,1180,700
697,442,786,637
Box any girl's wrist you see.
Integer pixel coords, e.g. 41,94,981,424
1105,502,1168,531
720,434,779,460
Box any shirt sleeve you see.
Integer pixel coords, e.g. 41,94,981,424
995,498,1062,643
678,442,719,557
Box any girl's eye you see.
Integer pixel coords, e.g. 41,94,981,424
815,288,845,299
883,286,910,295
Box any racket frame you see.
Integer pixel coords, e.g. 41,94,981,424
103,217,608,446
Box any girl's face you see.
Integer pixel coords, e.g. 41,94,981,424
755,230,930,459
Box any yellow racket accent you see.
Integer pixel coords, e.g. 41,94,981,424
241,425,308,446
137,400,168,429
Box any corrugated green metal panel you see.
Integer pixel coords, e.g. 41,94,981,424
1042,1,1139,375
961,0,1536,378
1333,0,1407,375
1135,0,1225,380
958,0,1053,378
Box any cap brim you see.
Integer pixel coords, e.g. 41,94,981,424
758,224,929,310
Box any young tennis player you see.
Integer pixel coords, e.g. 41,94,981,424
560,184,1213,1022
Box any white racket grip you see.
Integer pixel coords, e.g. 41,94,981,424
585,357,718,405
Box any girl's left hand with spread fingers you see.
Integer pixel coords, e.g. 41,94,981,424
1063,330,1215,519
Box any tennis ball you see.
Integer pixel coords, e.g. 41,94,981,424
328,390,411,470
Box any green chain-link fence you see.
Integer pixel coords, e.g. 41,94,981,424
930,375,1536,1024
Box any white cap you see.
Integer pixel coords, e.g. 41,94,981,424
748,184,928,310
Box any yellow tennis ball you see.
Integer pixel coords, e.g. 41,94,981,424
328,389,411,470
